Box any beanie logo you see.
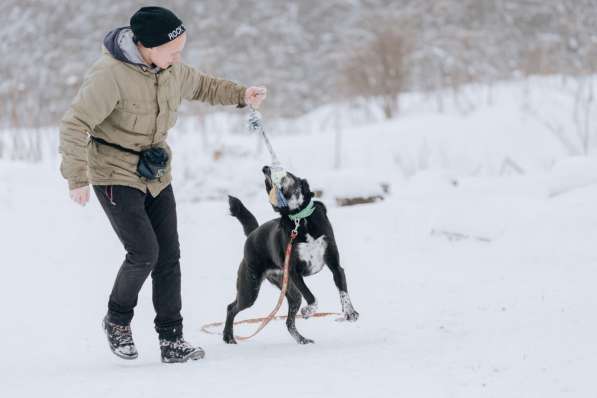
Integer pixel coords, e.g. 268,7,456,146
168,24,186,40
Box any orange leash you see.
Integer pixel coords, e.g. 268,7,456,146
200,312,342,336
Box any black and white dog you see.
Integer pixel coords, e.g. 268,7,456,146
223,166,359,344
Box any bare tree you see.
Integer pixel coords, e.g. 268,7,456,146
341,23,415,119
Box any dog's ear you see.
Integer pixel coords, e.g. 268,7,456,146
301,179,313,200
264,178,273,194
319,201,327,214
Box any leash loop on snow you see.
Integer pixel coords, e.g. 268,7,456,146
200,312,342,336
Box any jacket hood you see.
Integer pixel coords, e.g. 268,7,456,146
103,27,160,73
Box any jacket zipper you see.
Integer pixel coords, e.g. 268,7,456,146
152,73,159,145
154,73,163,183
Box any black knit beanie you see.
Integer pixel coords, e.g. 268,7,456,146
130,6,186,48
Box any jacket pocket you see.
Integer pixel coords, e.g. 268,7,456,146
111,100,157,134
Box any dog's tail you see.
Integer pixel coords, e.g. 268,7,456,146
228,195,259,236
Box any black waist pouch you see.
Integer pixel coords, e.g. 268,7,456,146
91,136,169,181
137,147,169,180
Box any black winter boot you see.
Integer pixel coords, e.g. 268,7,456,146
159,338,205,363
102,315,138,360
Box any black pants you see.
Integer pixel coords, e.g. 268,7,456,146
93,184,183,340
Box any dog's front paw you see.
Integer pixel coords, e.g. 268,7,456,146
223,334,237,344
343,310,359,322
300,301,318,319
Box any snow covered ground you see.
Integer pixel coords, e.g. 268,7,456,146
2,79,597,397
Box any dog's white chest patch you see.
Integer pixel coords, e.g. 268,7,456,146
297,234,327,275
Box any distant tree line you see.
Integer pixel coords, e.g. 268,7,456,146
1,0,596,127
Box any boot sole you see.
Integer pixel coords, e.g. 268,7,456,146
161,349,205,363
102,318,138,360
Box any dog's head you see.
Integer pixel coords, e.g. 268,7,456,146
262,165,313,215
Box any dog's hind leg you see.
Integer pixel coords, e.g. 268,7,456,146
291,273,318,318
266,273,314,344
223,261,263,344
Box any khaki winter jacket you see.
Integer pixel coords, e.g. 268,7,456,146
59,47,246,196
